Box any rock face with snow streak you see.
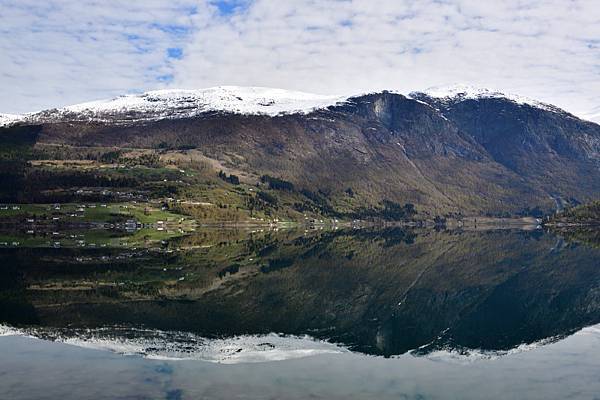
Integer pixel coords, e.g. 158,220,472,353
411,84,563,113
411,87,600,199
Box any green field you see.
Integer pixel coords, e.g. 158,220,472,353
0,202,192,224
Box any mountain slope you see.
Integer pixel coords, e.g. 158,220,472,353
1,86,599,217
412,86,600,206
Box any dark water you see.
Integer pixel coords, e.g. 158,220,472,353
1,227,600,399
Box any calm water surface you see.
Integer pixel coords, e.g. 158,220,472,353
1,227,599,399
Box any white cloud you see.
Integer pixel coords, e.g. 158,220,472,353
0,0,210,113
173,0,600,118
1,0,600,118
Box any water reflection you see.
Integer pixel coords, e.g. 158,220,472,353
1,227,599,357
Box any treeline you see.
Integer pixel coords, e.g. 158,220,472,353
550,201,600,225
0,160,27,202
32,146,162,168
218,170,240,185
23,169,139,190
4,165,182,203
260,175,294,191
293,189,336,215
253,174,419,221
349,200,417,221
100,151,161,168
0,126,40,202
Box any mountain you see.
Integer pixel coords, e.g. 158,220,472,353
1,85,599,218
411,86,600,205
2,87,347,125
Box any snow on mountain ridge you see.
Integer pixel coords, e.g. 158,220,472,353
0,85,588,127
0,86,349,127
0,113,23,126
55,86,348,121
411,84,561,113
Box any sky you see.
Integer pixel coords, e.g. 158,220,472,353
0,0,599,120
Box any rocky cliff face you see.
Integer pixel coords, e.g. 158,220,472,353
412,90,600,202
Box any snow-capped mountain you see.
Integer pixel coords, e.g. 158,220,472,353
0,113,23,126
1,86,348,126
2,84,599,215
410,84,563,114
0,85,588,128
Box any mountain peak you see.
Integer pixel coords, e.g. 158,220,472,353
0,86,350,127
43,86,350,125
410,84,562,114
65,86,348,116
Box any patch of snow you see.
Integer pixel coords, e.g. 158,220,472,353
16,86,349,125
0,113,23,127
419,335,561,364
74,86,345,114
419,324,600,364
0,324,21,336
410,84,563,114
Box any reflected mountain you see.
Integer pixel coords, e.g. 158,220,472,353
1,227,599,357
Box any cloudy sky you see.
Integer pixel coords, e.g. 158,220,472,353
1,0,599,120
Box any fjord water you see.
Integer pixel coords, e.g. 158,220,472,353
1,227,600,399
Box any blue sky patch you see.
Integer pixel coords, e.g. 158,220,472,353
167,47,183,59
211,0,250,16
